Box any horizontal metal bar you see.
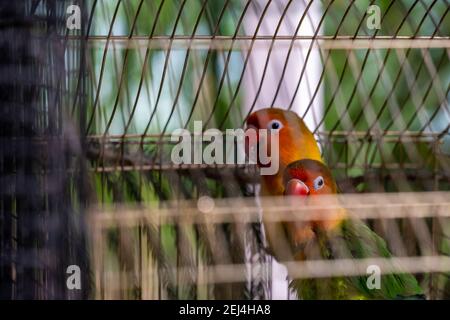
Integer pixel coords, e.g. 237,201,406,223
85,130,446,140
94,256,450,284
91,163,251,173
90,163,445,173
89,192,450,227
71,35,450,50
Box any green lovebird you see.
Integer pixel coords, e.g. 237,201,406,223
280,159,425,300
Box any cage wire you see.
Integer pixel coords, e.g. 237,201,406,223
1,0,449,300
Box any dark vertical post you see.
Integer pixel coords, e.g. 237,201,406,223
0,0,89,300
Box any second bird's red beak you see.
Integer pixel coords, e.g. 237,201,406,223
284,179,310,196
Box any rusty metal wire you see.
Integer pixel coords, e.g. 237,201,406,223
90,193,450,299
74,0,450,299
80,0,449,182
6,0,450,301
0,0,426,299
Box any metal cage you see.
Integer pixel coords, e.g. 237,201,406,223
1,0,449,300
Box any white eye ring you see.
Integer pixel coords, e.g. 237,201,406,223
313,176,324,190
267,119,283,131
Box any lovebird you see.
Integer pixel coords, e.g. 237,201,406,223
281,159,425,300
245,108,325,261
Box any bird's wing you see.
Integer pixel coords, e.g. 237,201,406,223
335,218,424,299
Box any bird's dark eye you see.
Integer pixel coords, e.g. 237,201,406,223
313,176,324,190
267,119,283,131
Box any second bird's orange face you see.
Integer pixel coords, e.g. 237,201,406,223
282,159,345,251
283,159,337,196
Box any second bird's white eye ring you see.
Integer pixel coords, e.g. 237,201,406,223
267,119,283,131
313,176,324,190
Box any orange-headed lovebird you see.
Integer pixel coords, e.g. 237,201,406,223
282,159,425,299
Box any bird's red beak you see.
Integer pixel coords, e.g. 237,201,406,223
284,179,310,196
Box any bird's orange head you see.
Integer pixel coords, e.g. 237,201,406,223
245,108,322,195
282,159,344,251
283,159,338,196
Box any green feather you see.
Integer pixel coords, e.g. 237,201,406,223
292,218,424,299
